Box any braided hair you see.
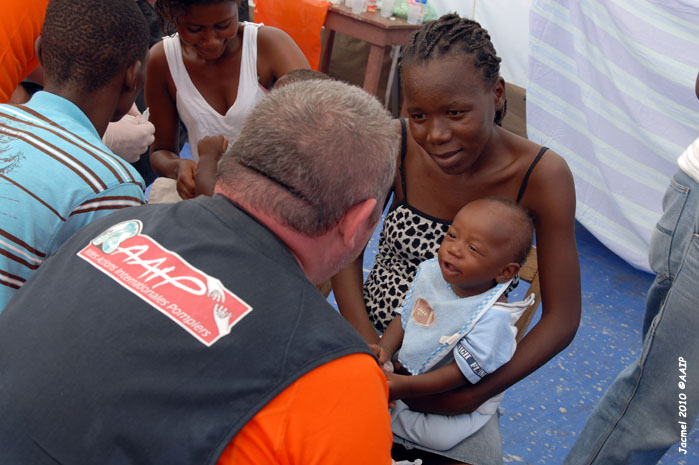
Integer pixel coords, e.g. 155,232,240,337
400,13,507,125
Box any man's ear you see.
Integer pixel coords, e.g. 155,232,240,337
337,198,377,249
123,60,143,92
34,36,43,66
495,262,520,283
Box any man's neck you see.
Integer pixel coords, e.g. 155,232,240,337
42,83,117,137
214,188,336,285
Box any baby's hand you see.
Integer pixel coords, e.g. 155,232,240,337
392,360,410,376
198,135,227,160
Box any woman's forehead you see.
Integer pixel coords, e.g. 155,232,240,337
178,1,237,22
403,59,491,105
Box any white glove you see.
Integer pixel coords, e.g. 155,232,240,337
103,114,155,163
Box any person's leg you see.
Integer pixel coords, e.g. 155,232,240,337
564,170,699,465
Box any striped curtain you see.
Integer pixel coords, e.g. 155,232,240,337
527,0,699,272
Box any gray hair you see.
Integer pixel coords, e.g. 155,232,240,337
217,80,399,236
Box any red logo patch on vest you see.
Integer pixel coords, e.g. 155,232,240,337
78,220,252,346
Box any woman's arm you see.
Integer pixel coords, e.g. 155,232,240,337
334,119,402,344
145,41,198,199
406,151,581,414
145,42,182,180
376,314,404,359
256,26,310,87
332,251,381,344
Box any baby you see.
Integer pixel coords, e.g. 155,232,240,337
373,197,535,451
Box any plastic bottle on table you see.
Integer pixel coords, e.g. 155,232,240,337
407,0,427,24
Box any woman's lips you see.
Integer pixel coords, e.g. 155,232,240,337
430,149,461,165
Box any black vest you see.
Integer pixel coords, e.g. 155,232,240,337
0,195,371,464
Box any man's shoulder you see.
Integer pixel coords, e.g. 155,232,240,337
305,352,385,384
6,100,144,190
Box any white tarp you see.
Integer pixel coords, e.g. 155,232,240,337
429,0,532,87
527,0,699,271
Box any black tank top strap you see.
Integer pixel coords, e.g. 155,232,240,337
516,146,548,204
399,118,408,200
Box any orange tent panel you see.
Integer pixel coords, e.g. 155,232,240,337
254,0,330,70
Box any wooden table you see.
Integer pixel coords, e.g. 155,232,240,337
319,5,420,96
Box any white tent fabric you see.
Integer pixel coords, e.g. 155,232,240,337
527,0,699,272
430,0,532,87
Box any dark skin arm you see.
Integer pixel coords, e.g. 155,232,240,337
332,250,382,344
145,41,188,185
332,120,402,345
372,313,405,361
146,26,309,199
372,315,469,402
195,135,227,197
387,364,468,402
405,152,581,414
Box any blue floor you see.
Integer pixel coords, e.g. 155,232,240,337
499,223,697,464
330,216,698,464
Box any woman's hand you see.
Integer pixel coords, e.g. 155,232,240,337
369,343,391,366
176,159,197,199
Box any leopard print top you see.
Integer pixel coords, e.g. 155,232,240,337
363,119,547,333
363,203,450,332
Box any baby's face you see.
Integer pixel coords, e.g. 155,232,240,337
438,200,515,298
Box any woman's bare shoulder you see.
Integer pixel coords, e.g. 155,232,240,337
521,146,576,225
530,146,573,183
256,24,300,54
145,40,177,102
147,40,168,72
503,130,571,181
255,24,310,82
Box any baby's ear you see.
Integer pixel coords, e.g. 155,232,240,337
495,262,520,283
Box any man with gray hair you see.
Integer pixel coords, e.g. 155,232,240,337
0,80,399,464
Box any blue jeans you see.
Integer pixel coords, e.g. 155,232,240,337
564,169,699,465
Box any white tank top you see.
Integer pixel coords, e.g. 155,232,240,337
162,22,268,162
678,137,699,183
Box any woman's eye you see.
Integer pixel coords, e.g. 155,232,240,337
215,21,232,30
186,26,202,33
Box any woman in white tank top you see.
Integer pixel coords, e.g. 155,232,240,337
146,0,309,199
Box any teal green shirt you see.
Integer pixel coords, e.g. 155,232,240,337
0,91,145,312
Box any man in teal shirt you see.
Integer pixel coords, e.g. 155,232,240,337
0,0,150,311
